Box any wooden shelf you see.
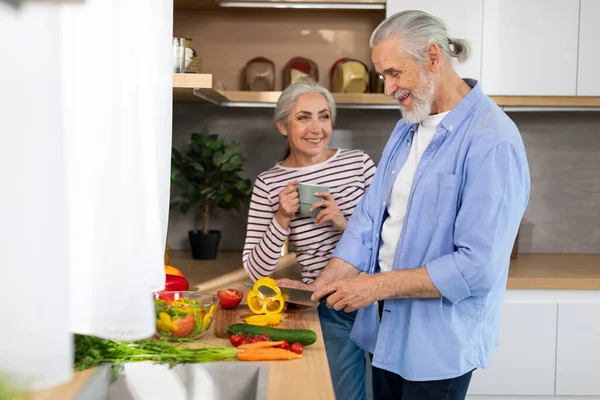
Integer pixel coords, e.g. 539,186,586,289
173,73,212,89
175,0,385,9
173,73,228,103
173,84,600,110
174,85,600,110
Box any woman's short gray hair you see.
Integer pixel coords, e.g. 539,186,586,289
370,10,470,64
274,81,337,125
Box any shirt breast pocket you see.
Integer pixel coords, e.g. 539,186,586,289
422,173,462,222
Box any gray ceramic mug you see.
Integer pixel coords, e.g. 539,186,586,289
297,182,330,218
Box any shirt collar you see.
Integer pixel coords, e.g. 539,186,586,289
438,78,483,133
403,79,483,135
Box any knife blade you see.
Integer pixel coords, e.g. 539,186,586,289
244,283,330,307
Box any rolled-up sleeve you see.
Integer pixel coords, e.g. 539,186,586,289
426,142,530,303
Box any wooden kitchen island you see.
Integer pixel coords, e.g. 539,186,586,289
32,305,334,400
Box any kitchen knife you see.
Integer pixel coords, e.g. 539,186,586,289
244,283,332,307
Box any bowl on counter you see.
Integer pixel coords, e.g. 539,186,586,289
153,291,220,341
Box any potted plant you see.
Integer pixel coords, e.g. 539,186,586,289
171,128,252,260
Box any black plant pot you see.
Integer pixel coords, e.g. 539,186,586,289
188,230,221,260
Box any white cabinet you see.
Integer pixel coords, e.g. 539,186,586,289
385,0,484,82
577,0,600,96
467,302,558,396
481,0,580,96
555,302,600,395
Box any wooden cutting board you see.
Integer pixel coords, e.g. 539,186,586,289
214,305,310,338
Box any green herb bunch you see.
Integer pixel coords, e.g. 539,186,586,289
74,335,239,381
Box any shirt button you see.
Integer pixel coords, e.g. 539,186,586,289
382,201,386,207
392,170,396,174
449,126,454,131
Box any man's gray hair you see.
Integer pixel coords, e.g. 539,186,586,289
274,81,337,125
370,10,470,64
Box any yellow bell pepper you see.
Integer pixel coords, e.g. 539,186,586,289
245,315,269,326
245,313,282,326
203,303,216,328
253,277,278,290
247,277,285,315
266,313,282,324
157,312,178,332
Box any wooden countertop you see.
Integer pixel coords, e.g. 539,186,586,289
171,251,600,292
506,254,600,290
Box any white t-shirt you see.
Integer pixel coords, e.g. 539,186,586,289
378,111,450,272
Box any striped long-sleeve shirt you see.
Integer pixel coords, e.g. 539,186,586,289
243,148,376,284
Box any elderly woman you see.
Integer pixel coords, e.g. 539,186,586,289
242,81,376,400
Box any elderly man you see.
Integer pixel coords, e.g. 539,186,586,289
279,9,531,400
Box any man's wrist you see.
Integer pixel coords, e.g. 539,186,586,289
375,272,395,301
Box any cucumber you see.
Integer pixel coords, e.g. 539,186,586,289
228,323,318,346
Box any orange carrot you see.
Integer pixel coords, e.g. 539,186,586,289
237,348,302,361
238,340,285,350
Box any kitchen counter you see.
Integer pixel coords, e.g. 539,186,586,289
30,251,600,399
504,254,600,290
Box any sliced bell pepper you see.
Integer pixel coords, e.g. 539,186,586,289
157,312,178,332
245,314,283,326
203,303,217,328
245,315,269,326
252,277,278,291
247,278,285,315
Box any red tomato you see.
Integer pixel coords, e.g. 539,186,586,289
276,340,289,350
290,342,303,355
259,333,271,341
171,313,195,337
217,288,244,309
229,334,244,347
251,337,265,343
239,339,250,346
157,293,175,305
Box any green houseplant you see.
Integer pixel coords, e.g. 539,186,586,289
171,128,252,260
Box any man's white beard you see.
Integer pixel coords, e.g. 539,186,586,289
396,70,436,124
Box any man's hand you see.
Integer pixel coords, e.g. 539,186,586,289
311,274,383,313
276,278,313,291
276,278,317,309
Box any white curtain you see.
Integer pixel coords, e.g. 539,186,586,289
0,0,173,391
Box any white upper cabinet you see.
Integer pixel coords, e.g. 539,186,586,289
577,0,600,96
481,0,580,96
385,0,483,82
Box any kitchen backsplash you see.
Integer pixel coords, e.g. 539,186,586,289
170,103,600,254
